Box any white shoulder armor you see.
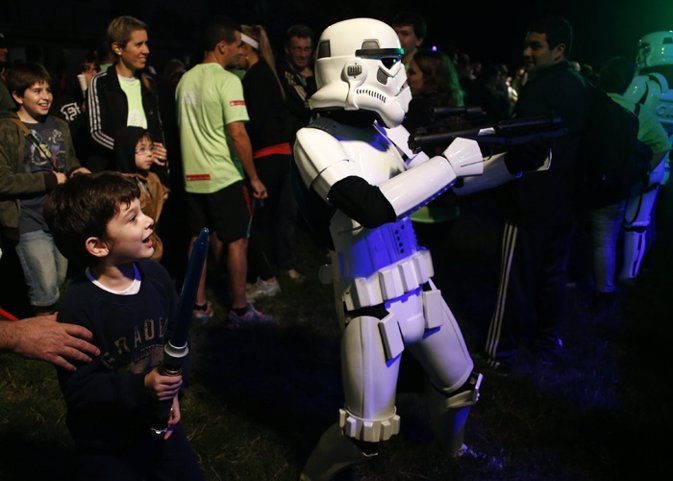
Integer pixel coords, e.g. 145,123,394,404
625,73,668,110
624,75,651,105
294,125,356,201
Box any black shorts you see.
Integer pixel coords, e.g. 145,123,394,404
186,181,251,243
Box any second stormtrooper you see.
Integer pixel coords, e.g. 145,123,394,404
622,31,673,281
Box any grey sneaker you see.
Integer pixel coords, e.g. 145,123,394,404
246,277,281,301
227,303,275,328
192,301,213,324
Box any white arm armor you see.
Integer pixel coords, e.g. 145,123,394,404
453,148,552,196
295,122,484,219
452,152,510,196
379,137,483,217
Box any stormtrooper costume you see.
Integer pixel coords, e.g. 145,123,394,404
292,18,548,481
622,31,673,280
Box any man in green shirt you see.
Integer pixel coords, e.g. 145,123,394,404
176,16,272,326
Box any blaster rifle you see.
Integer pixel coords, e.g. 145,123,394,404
427,105,489,123
410,114,568,152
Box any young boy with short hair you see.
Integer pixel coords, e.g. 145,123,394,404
0,61,89,313
44,172,204,481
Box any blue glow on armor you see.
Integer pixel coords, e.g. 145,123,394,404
341,218,418,279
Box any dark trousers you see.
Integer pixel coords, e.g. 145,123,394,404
75,424,204,481
484,219,574,364
248,154,292,280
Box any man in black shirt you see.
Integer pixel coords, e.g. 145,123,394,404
483,16,592,371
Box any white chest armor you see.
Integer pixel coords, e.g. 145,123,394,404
294,117,461,308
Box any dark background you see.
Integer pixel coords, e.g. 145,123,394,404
0,0,671,75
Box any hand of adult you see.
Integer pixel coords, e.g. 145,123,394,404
1,314,100,371
55,172,68,184
152,142,168,167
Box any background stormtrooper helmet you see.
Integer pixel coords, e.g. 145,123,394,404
635,30,673,73
309,17,412,128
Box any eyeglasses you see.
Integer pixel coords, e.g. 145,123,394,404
135,144,155,155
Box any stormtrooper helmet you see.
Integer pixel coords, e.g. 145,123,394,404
310,17,412,128
635,31,673,73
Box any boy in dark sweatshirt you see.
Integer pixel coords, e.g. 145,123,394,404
44,171,203,481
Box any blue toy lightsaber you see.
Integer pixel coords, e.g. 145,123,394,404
163,226,210,370
150,227,209,436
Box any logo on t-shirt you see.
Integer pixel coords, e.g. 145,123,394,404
229,99,245,107
59,102,82,122
186,173,212,182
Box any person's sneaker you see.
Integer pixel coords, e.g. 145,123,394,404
193,301,213,324
227,303,275,328
246,277,281,301
472,352,512,374
285,268,305,283
533,336,564,365
481,352,513,373
451,443,505,470
488,358,513,374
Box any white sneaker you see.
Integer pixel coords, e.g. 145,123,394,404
246,277,281,301
285,268,305,283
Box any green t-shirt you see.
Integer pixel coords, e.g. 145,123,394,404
176,63,250,194
118,75,147,129
411,204,460,224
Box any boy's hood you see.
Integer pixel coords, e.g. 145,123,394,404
0,109,18,121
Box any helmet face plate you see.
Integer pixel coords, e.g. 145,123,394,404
310,18,412,128
636,31,673,72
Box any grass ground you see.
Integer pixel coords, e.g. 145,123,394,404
1,186,672,480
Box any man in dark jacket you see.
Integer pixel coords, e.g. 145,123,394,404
483,16,592,370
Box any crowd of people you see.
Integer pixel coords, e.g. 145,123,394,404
0,10,670,481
